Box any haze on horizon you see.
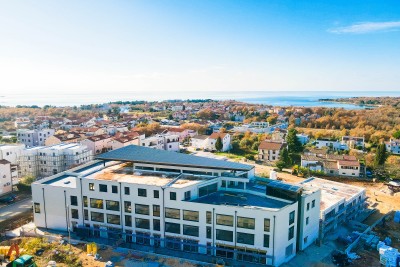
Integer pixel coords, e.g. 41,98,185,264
1,0,400,95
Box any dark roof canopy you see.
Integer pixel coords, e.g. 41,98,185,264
96,145,253,171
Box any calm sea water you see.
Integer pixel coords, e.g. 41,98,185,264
0,91,399,109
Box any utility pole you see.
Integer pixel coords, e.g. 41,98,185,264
66,204,71,251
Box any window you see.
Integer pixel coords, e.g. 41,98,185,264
183,225,199,237
183,210,199,222
170,192,176,200
84,209,88,220
107,214,121,225
304,236,308,244
124,187,130,195
125,215,132,227
216,229,233,242
237,232,254,245
153,190,159,198
71,209,79,219
70,196,78,206
289,211,295,225
264,218,271,232
206,211,212,224
135,218,150,229
184,191,191,200
124,201,131,213
91,211,104,222
138,188,147,197
237,217,255,229
288,226,294,240
306,217,309,225
112,185,118,194
90,198,104,209
135,204,150,215
165,222,180,234
216,214,233,226
34,203,40,213
153,205,160,217
285,244,293,257
89,183,94,191
312,200,316,208
165,208,180,219
106,200,120,211
99,184,107,192
153,219,160,231
206,226,212,239
307,203,310,211
221,180,226,188
264,234,270,248
198,183,218,197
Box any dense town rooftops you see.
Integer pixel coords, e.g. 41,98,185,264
95,145,254,171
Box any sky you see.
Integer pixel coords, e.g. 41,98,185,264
0,0,400,95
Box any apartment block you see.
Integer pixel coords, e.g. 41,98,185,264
0,159,12,196
17,128,55,147
32,145,321,266
19,143,92,178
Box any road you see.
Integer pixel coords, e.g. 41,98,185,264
0,197,32,223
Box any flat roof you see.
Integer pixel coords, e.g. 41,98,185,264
191,191,291,210
43,174,77,188
95,145,253,171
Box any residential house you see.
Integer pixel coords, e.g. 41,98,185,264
341,136,365,149
0,159,12,196
258,141,286,162
0,144,25,165
45,132,84,146
17,128,55,147
315,139,348,151
207,133,231,152
81,134,113,155
385,139,400,155
301,154,361,177
190,135,209,150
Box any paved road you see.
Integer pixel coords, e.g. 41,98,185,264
0,198,32,223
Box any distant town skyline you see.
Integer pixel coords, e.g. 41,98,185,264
1,0,400,94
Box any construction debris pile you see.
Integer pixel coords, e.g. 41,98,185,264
377,241,400,267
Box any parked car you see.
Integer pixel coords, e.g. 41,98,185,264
0,194,17,204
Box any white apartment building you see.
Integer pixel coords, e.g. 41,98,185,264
32,145,321,267
19,143,92,178
190,133,231,152
299,177,366,236
17,128,55,147
386,139,400,155
141,134,180,152
258,141,287,162
0,159,12,196
341,136,365,149
0,144,25,164
315,139,348,151
80,134,113,155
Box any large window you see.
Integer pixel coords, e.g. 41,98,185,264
264,218,271,232
237,232,254,245
165,222,180,234
153,205,160,217
71,209,79,219
165,208,180,219
206,211,212,224
124,201,131,213
153,219,160,231
135,204,150,215
70,196,78,206
34,203,40,213
183,225,199,237
112,185,118,194
289,211,295,225
91,211,104,222
106,200,120,211
83,196,88,207
237,217,255,229
183,210,199,222
135,218,150,229
264,234,270,248
90,198,104,209
288,226,295,240
216,229,233,242
138,188,147,197
198,183,218,197
170,192,176,200
99,184,107,192
125,215,132,227
107,214,120,225
216,214,233,226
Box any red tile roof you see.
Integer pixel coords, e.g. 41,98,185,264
258,141,286,150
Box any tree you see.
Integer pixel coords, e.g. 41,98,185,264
374,143,387,167
215,136,223,152
286,128,303,153
279,147,291,167
275,161,286,171
393,130,400,139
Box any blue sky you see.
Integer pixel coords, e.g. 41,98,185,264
0,0,399,94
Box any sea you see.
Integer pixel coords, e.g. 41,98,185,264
0,91,399,109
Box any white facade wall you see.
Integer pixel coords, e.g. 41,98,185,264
17,129,55,147
0,144,25,164
0,161,12,196
386,139,400,155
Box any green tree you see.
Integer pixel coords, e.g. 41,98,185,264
374,143,387,167
286,128,303,153
215,136,223,151
275,161,286,171
279,147,291,167
393,130,400,139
